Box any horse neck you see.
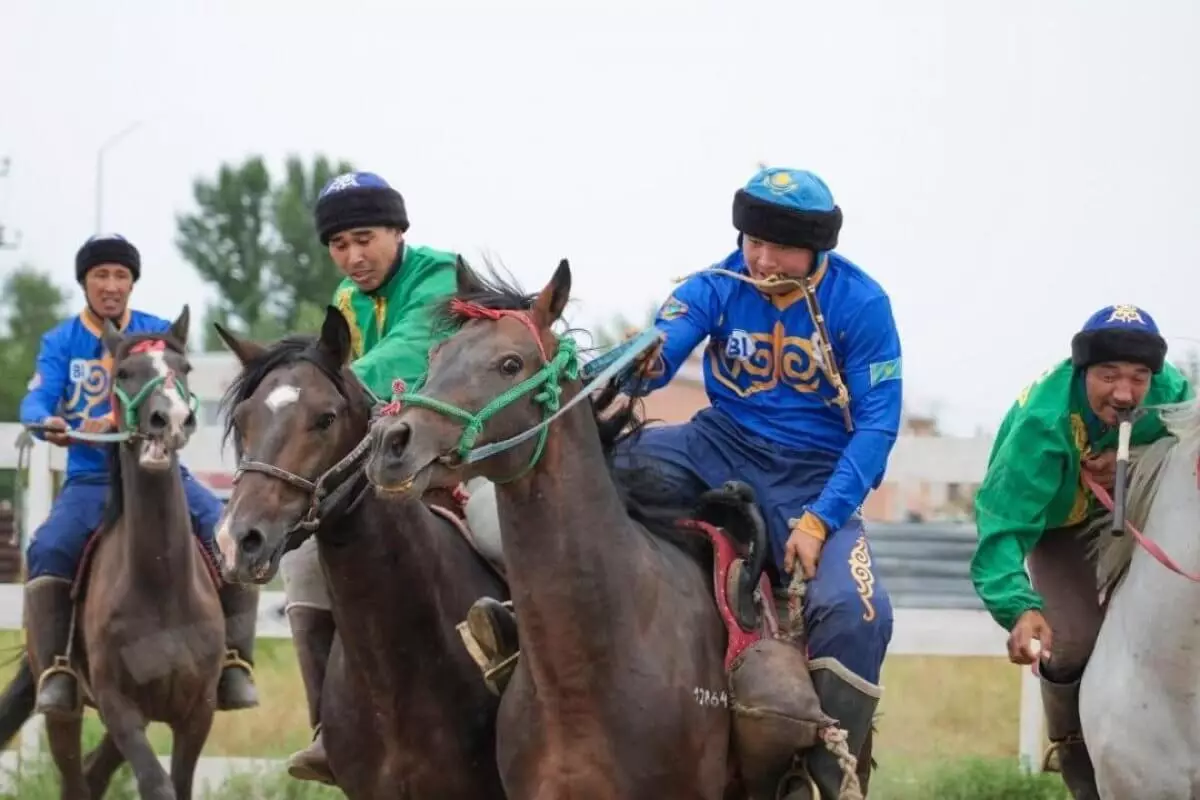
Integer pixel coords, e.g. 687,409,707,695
114,445,197,587
495,394,643,635
317,492,472,673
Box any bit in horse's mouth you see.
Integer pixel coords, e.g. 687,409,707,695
375,473,418,495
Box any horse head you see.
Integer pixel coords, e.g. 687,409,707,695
367,257,574,496
102,304,196,471
213,307,373,584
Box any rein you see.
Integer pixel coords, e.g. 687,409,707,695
1083,463,1200,582
382,299,664,483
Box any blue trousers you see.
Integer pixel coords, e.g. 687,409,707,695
612,407,893,684
26,469,224,581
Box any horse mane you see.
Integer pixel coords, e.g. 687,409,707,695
1085,397,1200,594
100,328,191,535
439,258,712,565
219,334,369,461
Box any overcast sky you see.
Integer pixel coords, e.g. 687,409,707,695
1,0,1197,435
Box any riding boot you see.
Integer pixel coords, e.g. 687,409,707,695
1040,673,1100,800
781,657,881,800
285,606,336,785
460,597,519,694
215,581,260,711
25,576,81,719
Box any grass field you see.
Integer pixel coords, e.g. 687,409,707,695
0,631,1066,798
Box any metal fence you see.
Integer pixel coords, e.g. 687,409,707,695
866,521,983,610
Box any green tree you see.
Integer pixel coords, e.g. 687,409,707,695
175,154,355,350
0,266,68,500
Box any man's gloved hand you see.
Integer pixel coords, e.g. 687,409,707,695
784,511,827,579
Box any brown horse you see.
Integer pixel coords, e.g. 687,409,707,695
211,309,508,799
365,260,851,799
0,307,231,799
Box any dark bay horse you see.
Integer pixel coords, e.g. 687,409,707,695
0,307,229,799
211,309,508,799
365,260,846,799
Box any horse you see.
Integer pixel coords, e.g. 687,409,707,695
365,258,857,799
1079,397,1200,799
211,308,509,799
0,306,229,800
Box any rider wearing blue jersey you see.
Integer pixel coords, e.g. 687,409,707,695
19,234,260,717
465,166,902,798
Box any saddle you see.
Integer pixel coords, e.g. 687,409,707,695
684,481,839,799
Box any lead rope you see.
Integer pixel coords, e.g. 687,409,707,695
784,572,862,800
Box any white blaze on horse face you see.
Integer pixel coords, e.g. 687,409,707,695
148,350,192,428
265,384,301,413
215,493,242,570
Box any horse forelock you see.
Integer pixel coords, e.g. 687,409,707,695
220,334,363,459
1085,396,1200,593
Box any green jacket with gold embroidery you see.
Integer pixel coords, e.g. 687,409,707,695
333,244,458,399
970,358,1193,631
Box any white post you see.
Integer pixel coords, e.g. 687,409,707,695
17,438,54,764
1017,665,1045,773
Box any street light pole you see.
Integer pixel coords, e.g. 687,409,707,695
94,121,143,232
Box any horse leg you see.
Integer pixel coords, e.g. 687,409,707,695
83,731,126,798
168,703,215,800
44,714,89,800
96,694,173,799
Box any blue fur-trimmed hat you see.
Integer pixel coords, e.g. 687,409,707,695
732,167,843,252
314,171,409,245
1071,304,1167,373
75,233,140,284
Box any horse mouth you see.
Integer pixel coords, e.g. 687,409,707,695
370,455,438,499
138,437,174,471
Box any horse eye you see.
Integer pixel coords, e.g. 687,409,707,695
500,356,523,376
315,412,337,430
116,368,130,381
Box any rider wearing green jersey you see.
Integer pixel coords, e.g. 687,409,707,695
281,171,459,784
971,304,1192,799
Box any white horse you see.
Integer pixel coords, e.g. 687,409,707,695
1080,397,1200,799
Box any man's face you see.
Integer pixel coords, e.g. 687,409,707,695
84,264,134,319
1084,361,1152,426
327,226,403,292
741,236,816,283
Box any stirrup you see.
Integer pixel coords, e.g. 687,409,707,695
1041,733,1082,773
36,655,82,714
777,760,819,800
221,648,254,677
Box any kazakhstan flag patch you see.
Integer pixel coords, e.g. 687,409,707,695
869,357,902,387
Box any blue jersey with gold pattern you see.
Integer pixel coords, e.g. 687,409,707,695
20,309,173,479
638,248,903,532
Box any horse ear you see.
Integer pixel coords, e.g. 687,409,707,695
101,319,123,358
318,305,352,366
531,258,571,328
213,321,267,366
455,255,483,297
169,304,191,347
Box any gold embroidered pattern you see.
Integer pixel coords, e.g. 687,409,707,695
849,533,876,622
1065,413,1091,525
335,288,365,359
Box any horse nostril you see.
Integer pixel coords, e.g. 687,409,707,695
239,528,265,556
386,423,412,458
184,411,196,429
148,410,169,431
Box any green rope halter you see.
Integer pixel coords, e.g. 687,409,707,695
396,335,580,483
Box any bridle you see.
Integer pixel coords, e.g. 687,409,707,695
379,298,662,484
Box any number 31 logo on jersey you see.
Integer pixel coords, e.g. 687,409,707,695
725,330,754,362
